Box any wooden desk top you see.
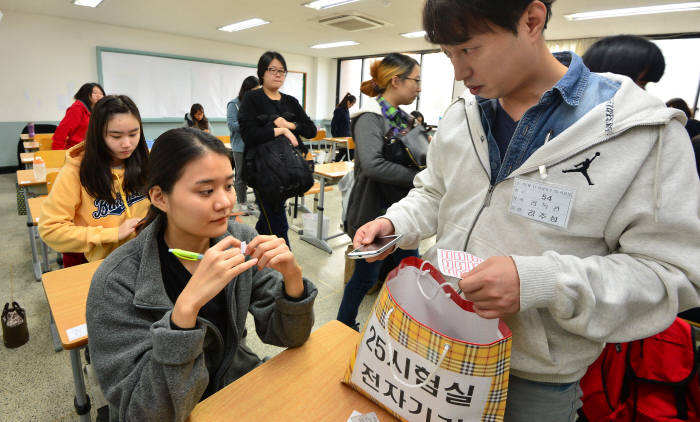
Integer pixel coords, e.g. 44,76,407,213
16,168,60,186
27,196,46,224
188,320,397,422
23,141,40,149
314,161,354,179
42,260,101,349
323,137,350,144
20,134,32,141
20,152,34,164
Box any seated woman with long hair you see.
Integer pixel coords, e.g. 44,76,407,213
86,127,317,421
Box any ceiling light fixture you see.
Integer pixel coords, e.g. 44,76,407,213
310,41,359,48
304,0,360,10
401,30,426,38
73,0,104,7
218,18,270,32
564,2,700,21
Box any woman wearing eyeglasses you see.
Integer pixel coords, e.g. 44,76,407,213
239,51,316,246
337,53,424,330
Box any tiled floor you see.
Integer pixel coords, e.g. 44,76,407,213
0,171,434,421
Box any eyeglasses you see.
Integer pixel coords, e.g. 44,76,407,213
404,77,421,85
266,67,288,76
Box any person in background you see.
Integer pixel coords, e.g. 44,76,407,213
52,82,105,150
666,97,700,139
582,34,665,89
354,1,700,420
39,95,149,267
86,127,316,422
227,76,259,214
331,92,356,137
184,103,213,133
336,53,422,330
410,110,433,142
239,51,317,246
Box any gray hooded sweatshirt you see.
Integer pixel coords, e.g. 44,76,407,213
385,75,700,384
86,216,317,421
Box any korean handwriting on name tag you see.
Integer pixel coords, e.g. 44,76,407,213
510,178,575,229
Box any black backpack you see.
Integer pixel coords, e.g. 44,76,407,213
243,112,314,203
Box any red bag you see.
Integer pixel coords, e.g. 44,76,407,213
580,318,700,421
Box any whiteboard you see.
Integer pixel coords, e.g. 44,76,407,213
98,47,306,120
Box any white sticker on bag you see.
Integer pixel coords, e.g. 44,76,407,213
509,177,575,229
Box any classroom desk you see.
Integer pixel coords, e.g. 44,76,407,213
322,137,350,163
300,161,353,253
20,152,34,167
43,260,101,422
188,320,397,422
27,196,50,277
23,141,40,151
20,133,33,141
17,169,59,280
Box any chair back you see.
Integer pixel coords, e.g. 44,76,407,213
36,150,67,169
347,137,355,150
35,134,54,151
216,135,230,143
46,171,60,194
310,129,326,141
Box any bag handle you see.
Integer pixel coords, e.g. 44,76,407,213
415,261,454,301
380,307,451,389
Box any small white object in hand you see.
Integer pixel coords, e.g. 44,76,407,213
240,241,247,256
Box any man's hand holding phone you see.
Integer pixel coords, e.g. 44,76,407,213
350,218,397,262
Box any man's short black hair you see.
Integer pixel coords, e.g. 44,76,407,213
423,0,554,45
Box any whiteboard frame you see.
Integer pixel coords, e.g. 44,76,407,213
96,46,306,123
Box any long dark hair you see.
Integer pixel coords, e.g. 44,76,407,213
138,128,231,231
238,76,259,101
582,35,665,84
80,95,148,204
336,92,357,109
74,82,105,111
187,103,209,130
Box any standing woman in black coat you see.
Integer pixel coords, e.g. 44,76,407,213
239,51,316,246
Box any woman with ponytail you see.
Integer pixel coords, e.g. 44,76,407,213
336,53,423,329
86,127,316,421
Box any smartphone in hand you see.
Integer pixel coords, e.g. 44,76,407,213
347,235,403,260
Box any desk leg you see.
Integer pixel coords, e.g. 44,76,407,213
23,186,41,281
40,231,50,273
69,348,92,422
49,312,63,352
300,177,332,254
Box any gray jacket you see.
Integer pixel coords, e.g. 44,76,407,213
345,100,419,238
86,216,317,421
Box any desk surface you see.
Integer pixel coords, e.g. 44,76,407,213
20,152,34,164
27,196,46,224
188,320,397,422
314,161,353,179
16,168,60,186
323,137,350,144
23,141,40,149
42,260,101,349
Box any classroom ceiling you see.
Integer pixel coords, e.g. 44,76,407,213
2,0,699,58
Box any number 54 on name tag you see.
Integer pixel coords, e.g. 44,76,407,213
509,177,575,229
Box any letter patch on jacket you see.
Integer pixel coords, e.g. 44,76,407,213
510,178,575,229
92,194,147,219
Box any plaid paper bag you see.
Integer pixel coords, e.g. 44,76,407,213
343,257,512,422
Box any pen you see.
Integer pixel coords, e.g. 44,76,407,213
168,248,203,261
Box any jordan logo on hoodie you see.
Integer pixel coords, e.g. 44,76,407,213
92,194,147,219
562,152,600,186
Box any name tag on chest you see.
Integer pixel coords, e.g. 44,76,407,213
509,177,575,229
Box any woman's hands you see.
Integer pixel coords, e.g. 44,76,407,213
246,235,304,298
274,116,296,131
172,236,258,328
274,127,298,147
118,218,143,240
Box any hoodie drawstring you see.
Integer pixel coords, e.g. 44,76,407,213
653,126,663,223
114,171,132,218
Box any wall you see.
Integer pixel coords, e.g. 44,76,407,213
0,10,337,169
